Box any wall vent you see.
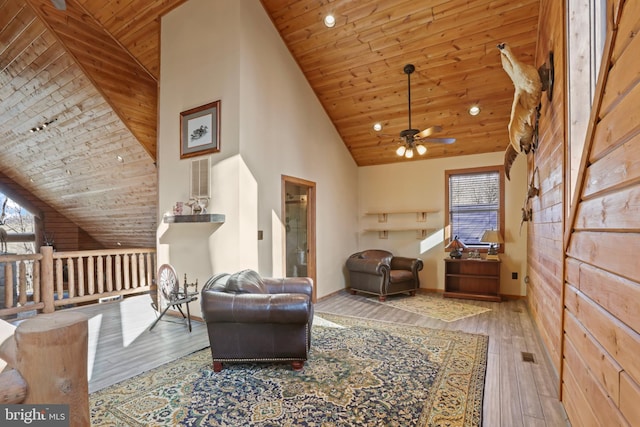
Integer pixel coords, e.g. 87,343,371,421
190,157,210,198
522,352,536,363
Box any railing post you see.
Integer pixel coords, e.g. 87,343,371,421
1,312,90,426
40,246,54,313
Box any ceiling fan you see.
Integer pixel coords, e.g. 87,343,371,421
388,64,455,159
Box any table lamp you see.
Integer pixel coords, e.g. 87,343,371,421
480,230,504,260
445,235,467,259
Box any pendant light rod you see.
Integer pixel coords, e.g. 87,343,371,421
404,64,415,131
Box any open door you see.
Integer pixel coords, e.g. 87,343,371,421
282,175,316,302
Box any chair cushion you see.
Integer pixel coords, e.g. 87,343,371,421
389,269,413,283
226,269,266,294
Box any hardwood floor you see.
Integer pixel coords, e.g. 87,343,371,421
75,290,569,426
67,294,210,393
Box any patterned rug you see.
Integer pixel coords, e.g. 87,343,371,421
374,293,492,322
90,314,488,426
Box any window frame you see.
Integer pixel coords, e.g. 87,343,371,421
444,165,505,253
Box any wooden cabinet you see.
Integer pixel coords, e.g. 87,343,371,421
444,258,501,302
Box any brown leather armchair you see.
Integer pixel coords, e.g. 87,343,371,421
346,250,423,301
200,269,313,372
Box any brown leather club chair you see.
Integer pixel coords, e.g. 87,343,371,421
346,249,423,301
200,269,313,372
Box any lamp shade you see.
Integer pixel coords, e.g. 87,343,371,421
480,230,504,244
445,235,466,259
445,237,467,250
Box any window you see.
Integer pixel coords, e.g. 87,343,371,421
445,166,505,250
566,0,607,210
0,193,36,254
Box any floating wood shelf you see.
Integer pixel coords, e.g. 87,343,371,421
364,228,436,239
163,214,225,224
364,209,438,223
363,209,439,238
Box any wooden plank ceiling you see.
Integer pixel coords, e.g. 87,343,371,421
0,0,540,247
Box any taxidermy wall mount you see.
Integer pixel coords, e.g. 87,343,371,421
498,43,554,180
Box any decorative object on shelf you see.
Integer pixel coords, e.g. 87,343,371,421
185,197,209,215
173,201,184,215
180,100,221,159
497,43,554,180
480,230,504,260
446,235,467,259
468,249,481,259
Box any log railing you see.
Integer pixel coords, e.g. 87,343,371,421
0,246,155,318
0,312,90,427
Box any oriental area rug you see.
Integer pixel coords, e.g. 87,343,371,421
90,314,488,427
374,293,492,322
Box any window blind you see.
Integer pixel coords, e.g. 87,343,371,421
449,171,500,245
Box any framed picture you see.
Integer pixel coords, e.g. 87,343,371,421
180,100,221,159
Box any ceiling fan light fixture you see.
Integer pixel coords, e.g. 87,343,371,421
396,145,406,156
323,14,336,28
416,144,427,155
405,148,414,158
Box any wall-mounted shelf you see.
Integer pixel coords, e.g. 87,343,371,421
163,213,225,224
363,209,439,239
364,228,436,239
365,209,438,223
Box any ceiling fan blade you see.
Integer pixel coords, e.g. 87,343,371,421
51,0,66,10
420,137,456,144
417,125,443,139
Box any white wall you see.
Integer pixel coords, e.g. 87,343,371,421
157,0,528,313
157,0,359,313
357,151,528,297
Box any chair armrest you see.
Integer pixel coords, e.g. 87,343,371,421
390,257,423,272
201,292,311,324
346,257,389,275
262,277,313,298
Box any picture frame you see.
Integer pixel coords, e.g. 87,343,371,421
180,100,221,159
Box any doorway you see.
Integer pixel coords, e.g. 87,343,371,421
282,175,316,302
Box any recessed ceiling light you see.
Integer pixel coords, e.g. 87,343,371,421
324,14,336,28
373,123,382,132
116,155,124,162
469,105,481,116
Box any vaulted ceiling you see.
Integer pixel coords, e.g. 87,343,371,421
0,0,540,248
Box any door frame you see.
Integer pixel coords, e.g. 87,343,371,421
281,175,316,302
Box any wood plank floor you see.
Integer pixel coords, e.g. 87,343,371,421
66,294,210,393
73,290,569,426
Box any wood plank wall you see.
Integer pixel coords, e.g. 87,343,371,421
0,172,103,251
526,0,565,377
564,0,640,425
